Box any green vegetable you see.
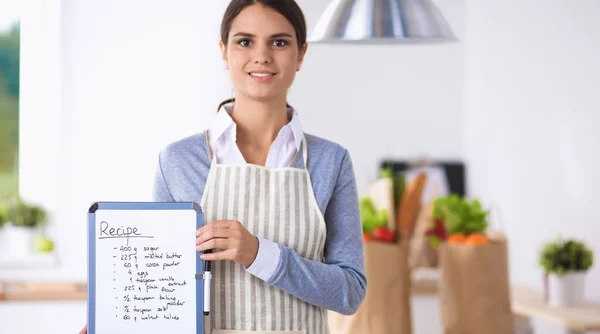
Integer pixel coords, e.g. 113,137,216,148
0,201,8,228
379,167,406,208
393,174,405,208
427,235,441,249
379,168,393,179
539,238,594,276
360,197,388,233
432,194,488,234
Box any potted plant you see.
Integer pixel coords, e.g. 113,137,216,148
4,197,48,256
539,238,594,307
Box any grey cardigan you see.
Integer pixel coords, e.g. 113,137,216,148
153,131,366,315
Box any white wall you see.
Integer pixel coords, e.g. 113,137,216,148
465,1,600,333
293,1,465,182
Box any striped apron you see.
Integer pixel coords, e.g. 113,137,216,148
200,131,329,334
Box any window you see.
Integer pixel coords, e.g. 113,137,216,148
0,3,19,200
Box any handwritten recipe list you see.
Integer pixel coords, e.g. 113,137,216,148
93,210,199,333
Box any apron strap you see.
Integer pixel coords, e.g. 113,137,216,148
301,136,308,169
204,130,216,163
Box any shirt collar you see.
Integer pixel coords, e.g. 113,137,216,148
211,102,304,151
210,103,237,148
288,108,304,151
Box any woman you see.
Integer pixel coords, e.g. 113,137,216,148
81,1,365,333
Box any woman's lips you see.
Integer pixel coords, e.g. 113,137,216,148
249,71,276,83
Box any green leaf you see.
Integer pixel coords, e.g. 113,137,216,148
427,235,441,250
393,173,406,208
432,194,489,235
379,168,393,179
539,238,594,275
6,196,47,228
0,200,8,227
360,197,388,233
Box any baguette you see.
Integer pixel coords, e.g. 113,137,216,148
397,172,428,241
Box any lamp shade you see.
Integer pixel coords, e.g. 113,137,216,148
309,0,456,44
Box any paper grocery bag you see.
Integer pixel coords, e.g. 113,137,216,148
409,201,438,269
439,237,514,334
328,242,412,334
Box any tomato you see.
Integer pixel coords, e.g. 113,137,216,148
372,227,396,243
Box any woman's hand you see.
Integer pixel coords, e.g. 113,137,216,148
79,324,87,334
196,220,259,268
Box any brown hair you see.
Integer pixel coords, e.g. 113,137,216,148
220,0,307,50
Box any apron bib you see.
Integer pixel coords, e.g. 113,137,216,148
200,132,329,334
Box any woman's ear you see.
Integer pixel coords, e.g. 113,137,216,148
297,43,308,72
219,40,229,70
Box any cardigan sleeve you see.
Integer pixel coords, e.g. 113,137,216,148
266,149,367,315
153,150,176,202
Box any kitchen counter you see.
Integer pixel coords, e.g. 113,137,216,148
0,281,87,302
512,286,600,334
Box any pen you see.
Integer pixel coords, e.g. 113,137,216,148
203,249,212,316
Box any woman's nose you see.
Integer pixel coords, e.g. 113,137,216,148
253,45,272,64
254,57,271,64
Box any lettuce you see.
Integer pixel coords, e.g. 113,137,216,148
360,197,388,233
432,194,489,234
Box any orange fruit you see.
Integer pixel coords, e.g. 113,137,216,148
447,233,467,244
465,233,490,246
363,233,371,243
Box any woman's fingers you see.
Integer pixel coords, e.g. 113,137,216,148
195,226,232,245
196,220,258,268
195,220,237,236
196,237,229,252
199,248,237,261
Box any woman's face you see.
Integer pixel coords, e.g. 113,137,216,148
220,4,307,103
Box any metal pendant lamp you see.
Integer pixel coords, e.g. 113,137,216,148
309,0,456,44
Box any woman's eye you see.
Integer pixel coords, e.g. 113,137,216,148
273,39,288,47
238,39,251,47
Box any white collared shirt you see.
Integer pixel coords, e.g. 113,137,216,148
206,102,304,281
208,102,304,167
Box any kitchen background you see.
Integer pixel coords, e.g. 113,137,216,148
0,0,598,333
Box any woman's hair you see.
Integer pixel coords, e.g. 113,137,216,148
220,0,307,50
